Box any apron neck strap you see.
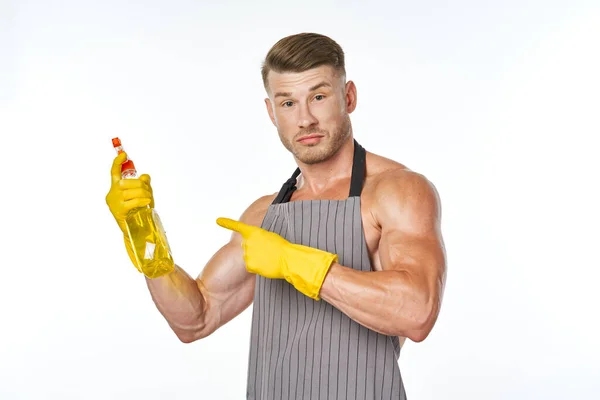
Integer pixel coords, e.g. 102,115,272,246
348,140,366,197
272,139,366,204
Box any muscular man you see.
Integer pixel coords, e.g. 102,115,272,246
106,32,446,399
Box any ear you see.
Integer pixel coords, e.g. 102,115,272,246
264,97,277,127
345,80,357,114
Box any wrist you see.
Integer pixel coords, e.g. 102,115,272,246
284,243,338,300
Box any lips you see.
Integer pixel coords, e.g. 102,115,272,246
297,134,324,142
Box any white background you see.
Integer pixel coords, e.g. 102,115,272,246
1,0,599,399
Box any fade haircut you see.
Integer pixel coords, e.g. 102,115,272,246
261,33,346,92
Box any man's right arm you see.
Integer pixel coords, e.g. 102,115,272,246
142,194,274,343
106,153,273,342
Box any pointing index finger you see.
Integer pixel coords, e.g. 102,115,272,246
216,218,254,237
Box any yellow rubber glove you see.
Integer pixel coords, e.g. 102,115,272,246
105,151,154,272
216,217,338,300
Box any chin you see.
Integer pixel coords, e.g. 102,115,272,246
295,143,334,165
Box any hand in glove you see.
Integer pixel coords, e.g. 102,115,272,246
217,217,338,300
105,151,154,271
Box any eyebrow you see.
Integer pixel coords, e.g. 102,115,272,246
273,81,332,98
309,81,332,92
274,91,292,99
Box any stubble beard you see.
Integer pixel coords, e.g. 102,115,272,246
279,114,352,165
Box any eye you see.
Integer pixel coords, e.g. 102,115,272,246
314,95,325,101
282,101,294,108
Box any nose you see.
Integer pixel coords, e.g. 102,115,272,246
297,103,318,129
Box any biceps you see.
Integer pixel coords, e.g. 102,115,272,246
200,240,253,301
198,240,255,328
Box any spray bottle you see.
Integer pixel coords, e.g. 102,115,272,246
112,137,175,278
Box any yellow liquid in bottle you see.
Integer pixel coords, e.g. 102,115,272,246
125,207,174,279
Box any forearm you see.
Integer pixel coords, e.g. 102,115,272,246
121,234,208,341
144,264,210,343
319,263,437,341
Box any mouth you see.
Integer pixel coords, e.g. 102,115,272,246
297,134,324,144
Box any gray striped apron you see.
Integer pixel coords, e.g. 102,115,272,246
247,140,406,400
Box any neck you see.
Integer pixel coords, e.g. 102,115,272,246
295,136,355,194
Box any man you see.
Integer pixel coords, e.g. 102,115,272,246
106,32,446,399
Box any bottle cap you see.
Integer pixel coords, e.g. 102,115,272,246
112,137,122,147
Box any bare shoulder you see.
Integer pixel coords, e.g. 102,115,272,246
238,193,279,227
363,151,441,233
363,150,426,187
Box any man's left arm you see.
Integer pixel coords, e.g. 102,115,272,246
319,170,447,342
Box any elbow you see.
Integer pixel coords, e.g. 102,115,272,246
403,306,438,343
172,310,218,344
387,320,431,343
406,326,431,343
406,289,443,342
176,332,200,344
173,324,211,344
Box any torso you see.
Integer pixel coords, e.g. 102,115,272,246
248,150,410,348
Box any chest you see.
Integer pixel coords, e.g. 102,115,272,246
264,195,384,273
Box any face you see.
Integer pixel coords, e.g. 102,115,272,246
264,65,357,165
